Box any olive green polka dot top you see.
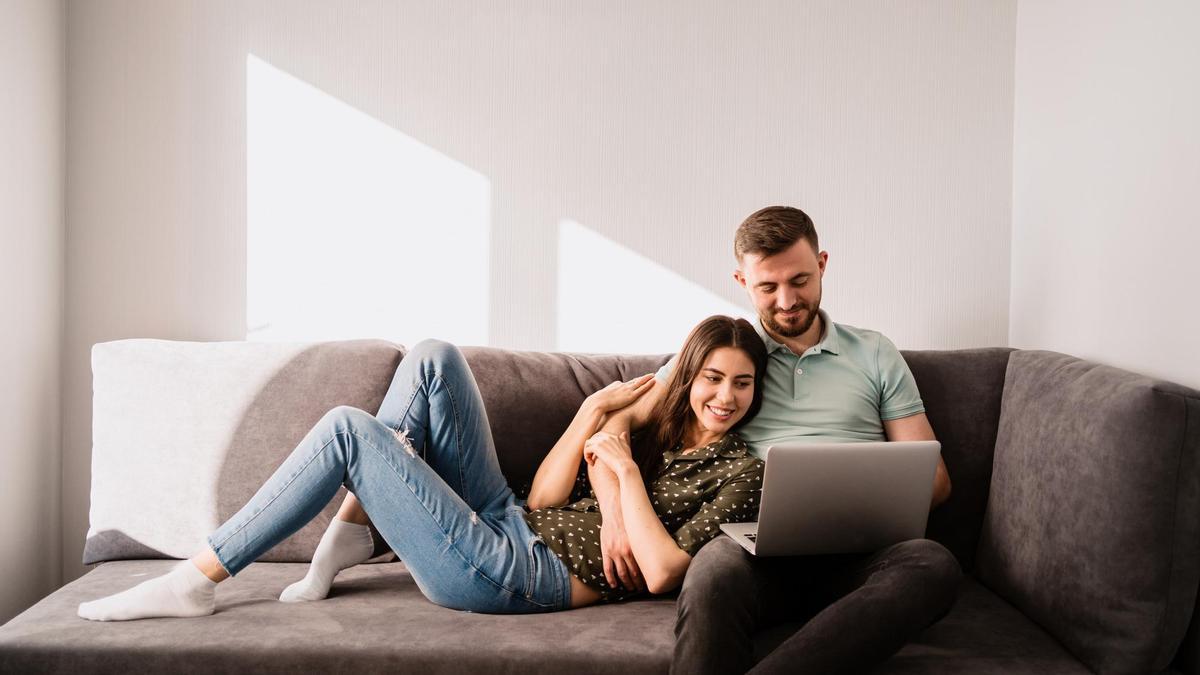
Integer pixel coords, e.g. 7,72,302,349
523,433,764,602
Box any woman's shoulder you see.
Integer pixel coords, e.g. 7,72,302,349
715,432,751,457
718,434,764,472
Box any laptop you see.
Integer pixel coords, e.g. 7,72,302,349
719,441,941,556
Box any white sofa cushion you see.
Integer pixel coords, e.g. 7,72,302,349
85,338,403,564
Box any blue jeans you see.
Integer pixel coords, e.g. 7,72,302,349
207,340,572,613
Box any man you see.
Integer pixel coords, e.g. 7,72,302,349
587,206,959,674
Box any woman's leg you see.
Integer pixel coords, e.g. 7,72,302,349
283,339,514,601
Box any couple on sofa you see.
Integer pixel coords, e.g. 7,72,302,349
78,206,960,674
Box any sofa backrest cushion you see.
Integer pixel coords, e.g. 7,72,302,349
86,339,404,564
976,350,1200,674
902,348,1012,572
461,347,672,495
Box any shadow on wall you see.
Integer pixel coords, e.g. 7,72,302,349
244,50,750,354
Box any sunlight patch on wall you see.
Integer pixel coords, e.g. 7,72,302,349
246,55,490,345
556,220,749,354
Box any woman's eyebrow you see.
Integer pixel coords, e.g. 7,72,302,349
702,367,755,379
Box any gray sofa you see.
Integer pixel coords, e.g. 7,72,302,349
1,339,1198,674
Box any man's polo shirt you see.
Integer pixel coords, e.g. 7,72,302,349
656,311,925,460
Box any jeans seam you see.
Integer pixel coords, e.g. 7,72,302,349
432,369,470,507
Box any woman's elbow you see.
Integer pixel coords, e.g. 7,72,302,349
644,556,690,594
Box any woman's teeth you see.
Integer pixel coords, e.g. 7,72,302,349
707,405,733,419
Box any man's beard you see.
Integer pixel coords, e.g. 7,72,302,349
761,297,821,338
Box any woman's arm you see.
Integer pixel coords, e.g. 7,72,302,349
587,378,666,591
585,432,690,594
525,375,654,510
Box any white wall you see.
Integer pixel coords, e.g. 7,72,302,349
1010,1,1200,389
0,0,65,623
61,1,1017,583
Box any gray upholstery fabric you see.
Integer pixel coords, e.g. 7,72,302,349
85,339,404,564
977,350,1200,674
460,347,672,496
0,560,677,674
0,564,1092,674
902,348,1013,572
877,577,1091,674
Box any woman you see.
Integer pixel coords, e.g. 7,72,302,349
78,315,767,619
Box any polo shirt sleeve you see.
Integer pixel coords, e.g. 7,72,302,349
671,459,764,556
876,334,925,421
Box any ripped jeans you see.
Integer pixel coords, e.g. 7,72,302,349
207,340,572,614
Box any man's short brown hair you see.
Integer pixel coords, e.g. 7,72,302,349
734,206,819,260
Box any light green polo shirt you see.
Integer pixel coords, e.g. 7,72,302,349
657,311,925,460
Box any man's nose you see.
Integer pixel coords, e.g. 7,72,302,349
776,287,797,309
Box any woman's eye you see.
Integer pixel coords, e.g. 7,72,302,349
706,376,720,383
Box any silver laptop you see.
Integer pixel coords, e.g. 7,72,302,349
719,441,940,556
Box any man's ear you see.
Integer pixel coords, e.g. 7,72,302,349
817,251,829,275
733,269,747,288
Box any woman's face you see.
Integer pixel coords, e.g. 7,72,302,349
687,346,756,442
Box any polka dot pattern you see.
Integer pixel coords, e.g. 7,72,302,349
524,433,764,602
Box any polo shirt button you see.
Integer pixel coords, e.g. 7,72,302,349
796,368,803,375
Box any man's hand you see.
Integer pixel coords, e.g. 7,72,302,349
600,517,645,592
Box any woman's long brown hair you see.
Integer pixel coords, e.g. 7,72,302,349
630,315,768,484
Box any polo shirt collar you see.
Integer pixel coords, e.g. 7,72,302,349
755,309,841,356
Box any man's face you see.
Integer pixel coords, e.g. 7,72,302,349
734,240,828,339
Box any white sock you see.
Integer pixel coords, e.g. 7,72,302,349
78,561,216,621
279,519,375,602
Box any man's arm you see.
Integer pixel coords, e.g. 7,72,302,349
882,412,951,508
588,378,667,590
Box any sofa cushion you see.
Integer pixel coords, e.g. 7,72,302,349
85,339,404,564
461,347,671,495
976,350,1200,674
877,577,1090,674
0,560,677,674
902,348,1013,572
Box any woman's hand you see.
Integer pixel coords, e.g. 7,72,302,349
584,431,638,477
584,374,656,416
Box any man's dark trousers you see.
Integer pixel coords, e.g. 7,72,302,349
672,536,961,675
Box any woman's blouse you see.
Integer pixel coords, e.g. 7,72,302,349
523,433,764,602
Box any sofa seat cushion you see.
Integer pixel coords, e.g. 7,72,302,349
877,577,1090,674
3,565,1096,674
0,560,677,674
749,577,1088,674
